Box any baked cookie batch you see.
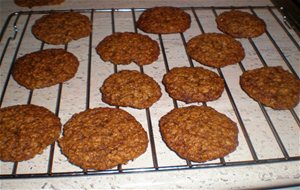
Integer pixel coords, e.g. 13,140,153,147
1,6,299,170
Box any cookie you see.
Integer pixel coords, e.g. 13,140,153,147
100,70,162,109
187,33,245,68
0,104,61,162
14,0,64,8
159,106,238,162
95,32,160,66
240,66,300,109
162,67,224,103
59,107,148,170
32,12,92,44
216,10,266,38
137,6,191,34
12,49,79,89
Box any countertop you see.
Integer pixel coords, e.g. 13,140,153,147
0,0,300,189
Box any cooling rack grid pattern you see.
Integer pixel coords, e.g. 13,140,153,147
0,6,299,179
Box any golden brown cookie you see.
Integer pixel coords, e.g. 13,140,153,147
187,33,245,68
159,106,238,162
100,70,162,109
216,10,266,38
14,0,64,8
32,12,92,45
59,107,148,170
12,49,79,89
0,104,61,162
240,66,300,109
162,67,224,103
137,6,191,34
95,32,160,66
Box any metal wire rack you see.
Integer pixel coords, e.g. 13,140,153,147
0,6,299,179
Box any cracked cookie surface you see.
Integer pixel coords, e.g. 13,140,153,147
12,49,79,89
0,104,61,162
59,107,148,170
32,12,92,44
100,70,162,109
137,6,191,34
240,66,300,109
187,33,245,68
162,67,224,103
159,106,238,162
96,32,159,66
216,10,266,38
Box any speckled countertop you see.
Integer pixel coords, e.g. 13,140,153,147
0,0,300,189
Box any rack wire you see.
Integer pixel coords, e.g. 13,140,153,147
0,6,299,179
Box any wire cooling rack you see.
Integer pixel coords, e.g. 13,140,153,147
0,6,299,179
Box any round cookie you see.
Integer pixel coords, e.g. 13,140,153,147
12,49,79,89
216,10,266,38
159,106,238,162
137,6,191,34
32,12,92,45
59,107,148,170
0,104,61,162
100,70,162,109
240,66,300,109
187,33,245,68
95,32,160,66
162,67,224,103
14,0,64,8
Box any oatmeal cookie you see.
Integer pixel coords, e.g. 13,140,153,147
32,12,92,44
59,107,148,170
95,32,159,65
137,6,191,34
14,0,64,8
162,67,224,103
0,104,61,162
240,66,300,109
187,33,245,68
100,70,162,109
12,49,79,89
159,106,238,162
216,10,266,38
